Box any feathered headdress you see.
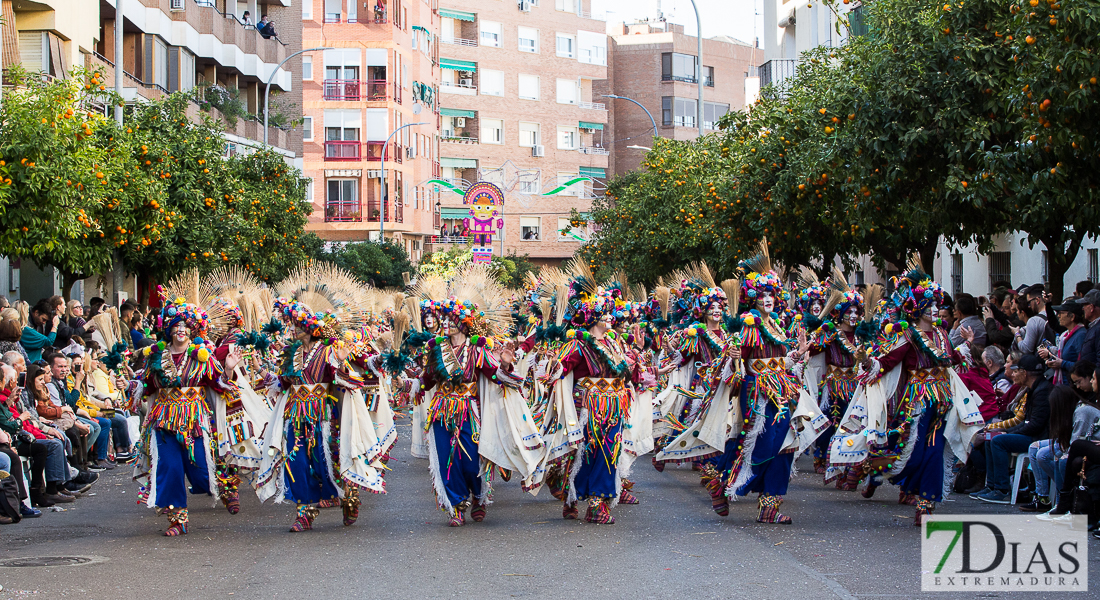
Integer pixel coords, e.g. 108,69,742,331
156,285,211,340
891,255,943,320
273,262,369,341
826,266,863,322
561,258,619,328
440,264,515,340
737,238,790,312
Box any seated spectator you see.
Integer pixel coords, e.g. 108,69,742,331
0,317,28,362
31,362,91,472
973,354,1053,504
258,15,276,38
0,369,39,518
20,300,60,362
48,352,112,471
78,349,133,461
1070,360,1097,403
0,364,76,506
130,314,146,349
1076,289,1100,368
1041,299,1087,385
984,346,1011,398
950,293,987,348
1022,385,1099,512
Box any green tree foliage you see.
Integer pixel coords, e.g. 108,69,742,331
316,241,414,287
419,244,473,280
581,0,1094,296
489,252,539,288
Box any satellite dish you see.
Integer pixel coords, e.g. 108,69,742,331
412,103,423,115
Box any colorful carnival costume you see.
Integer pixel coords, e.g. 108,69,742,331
412,266,543,527
713,245,828,524
132,293,245,536
256,268,390,532
548,264,641,525
829,265,984,525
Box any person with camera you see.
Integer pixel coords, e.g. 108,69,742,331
1039,300,1088,386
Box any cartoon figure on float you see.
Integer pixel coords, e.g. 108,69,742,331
462,182,504,264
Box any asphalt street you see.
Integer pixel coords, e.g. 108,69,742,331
1,416,1096,599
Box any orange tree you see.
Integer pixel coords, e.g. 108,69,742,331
0,67,168,297
973,0,1100,299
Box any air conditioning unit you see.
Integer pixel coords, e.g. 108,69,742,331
170,0,184,10
455,117,466,127
459,78,473,87
531,145,545,157
518,0,532,12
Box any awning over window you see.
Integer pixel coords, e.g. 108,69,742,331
439,9,476,21
579,167,606,178
440,207,469,219
412,25,431,37
440,58,477,72
578,121,604,130
441,157,478,168
440,108,476,118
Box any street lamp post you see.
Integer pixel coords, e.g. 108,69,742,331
379,122,427,240
601,94,658,138
688,0,704,137
264,46,334,145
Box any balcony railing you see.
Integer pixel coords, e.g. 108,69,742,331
662,74,697,84
442,134,479,144
429,235,472,244
325,202,362,222
324,141,362,161
323,79,361,101
364,141,387,161
433,161,441,177
364,80,388,101
324,14,342,23
579,146,610,156
441,81,477,93
443,38,478,47
759,59,797,91
577,101,606,110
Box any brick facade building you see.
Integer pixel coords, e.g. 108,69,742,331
431,0,608,266
599,20,759,178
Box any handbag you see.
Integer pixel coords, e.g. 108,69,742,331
0,471,22,523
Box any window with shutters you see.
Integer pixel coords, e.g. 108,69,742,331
557,127,578,150
520,217,541,240
480,21,502,48
518,27,539,53
481,69,504,96
556,79,578,104
481,118,504,144
988,252,1011,290
519,122,540,147
556,33,575,58
518,74,539,100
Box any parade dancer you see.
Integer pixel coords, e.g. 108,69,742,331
133,291,245,536
548,263,641,524
256,266,388,532
414,266,542,526
830,262,983,525
715,242,828,523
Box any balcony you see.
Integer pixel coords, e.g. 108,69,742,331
441,81,477,96
759,59,797,92
579,146,610,156
443,38,478,47
324,13,342,23
325,202,362,222
577,101,606,110
364,141,388,161
442,134,479,144
366,80,389,100
433,161,441,177
325,141,362,161
323,79,361,101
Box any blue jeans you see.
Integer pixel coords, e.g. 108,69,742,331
984,433,1034,492
108,414,131,450
35,438,68,483
79,416,110,460
0,451,10,473
1028,440,1066,501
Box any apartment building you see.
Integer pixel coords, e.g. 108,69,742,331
759,0,862,90
0,0,298,301
599,19,758,178
301,0,441,263
431,0,608,266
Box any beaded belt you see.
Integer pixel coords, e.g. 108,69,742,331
284,383,331,423
748,358,786,374
438,381,478,397
908,367,947,382
147,386,207,438
575,377,626,393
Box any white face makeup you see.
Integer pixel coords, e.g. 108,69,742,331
706,302,723,323
923,303,939,320
758,291,775,314
845,306,861,327
810,300,824,317
424,314,437,330
172,323,189,344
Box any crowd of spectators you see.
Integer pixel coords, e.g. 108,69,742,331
0,295,145,526
945,280,1100,537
